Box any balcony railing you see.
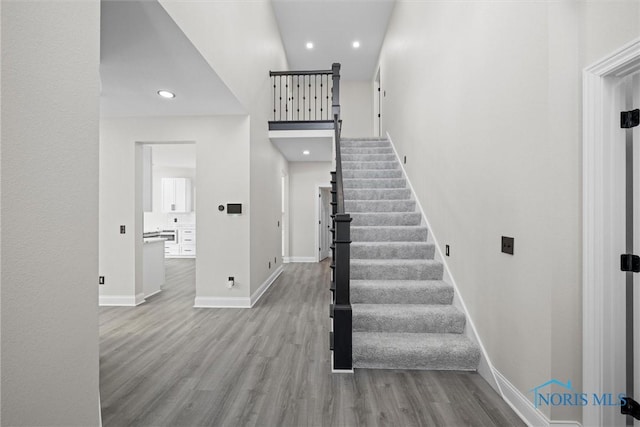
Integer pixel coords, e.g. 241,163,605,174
268,65,339,131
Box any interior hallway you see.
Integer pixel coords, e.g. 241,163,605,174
99,259,525,426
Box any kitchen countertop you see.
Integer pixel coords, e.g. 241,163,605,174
143,237,167,244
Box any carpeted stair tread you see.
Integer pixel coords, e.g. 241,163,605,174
344,188,412,200
351,280,453,305
351,241,435,259
351,226,428,242
342,147,394,155
343,178,407,189
352,332,481,371
345,200,416,212
342,161,398,170
343,169,403,179
350,212,422,226
351,259,443,280
341,140,390,148
342,153,396,162
352,304,466,333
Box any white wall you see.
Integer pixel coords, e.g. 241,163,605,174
1,1,101,424
159,1,289,293
377,1,640,423
100,116,252,304
340,81,374,138
144,164,196,232
288,162,332,260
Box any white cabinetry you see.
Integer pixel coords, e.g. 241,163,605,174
164,226,196,258
161,178,191,213
179,226,196,257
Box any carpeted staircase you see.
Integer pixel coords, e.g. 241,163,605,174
341,137,481,370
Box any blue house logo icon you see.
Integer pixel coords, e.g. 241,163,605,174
529,379,574,408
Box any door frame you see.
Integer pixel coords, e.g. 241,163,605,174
315,184,332,262
583,37,640,426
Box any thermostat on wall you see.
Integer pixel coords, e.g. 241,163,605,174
227,203,242,214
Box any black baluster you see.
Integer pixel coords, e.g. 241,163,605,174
320,75,324,120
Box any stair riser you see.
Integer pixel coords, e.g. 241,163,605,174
341,147,394,155
351,263,443,280
341,141,390,148
342,154,396,162
352,351,480,371
351,227,428,242
343,179,407,189
351,284,454,305
342,169,403,179
353,312,466,334
350,213,422,226
344,188,412,200
345,200,416,212
351,243,435,260
342,161,398,170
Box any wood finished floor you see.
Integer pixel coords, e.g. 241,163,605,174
100,259,524,427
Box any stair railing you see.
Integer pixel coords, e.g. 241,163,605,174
268,68,335,130
329,63,353,371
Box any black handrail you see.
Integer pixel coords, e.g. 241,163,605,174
270,69,332,76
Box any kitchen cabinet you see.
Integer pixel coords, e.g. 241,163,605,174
161,177,191,213
164,225,196,258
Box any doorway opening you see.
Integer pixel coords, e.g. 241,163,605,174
316,186,332,262
138,141,197,304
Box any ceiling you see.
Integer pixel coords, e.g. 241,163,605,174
270,131,334,162
100,0,245,117
100,0,393,161
271,0,395,81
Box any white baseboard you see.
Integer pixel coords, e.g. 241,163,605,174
193,296,251,308
283,256,316,263
250,265,283,307
494,370,581,427
193,266,284,309
144,289,162,299
99,293,146,306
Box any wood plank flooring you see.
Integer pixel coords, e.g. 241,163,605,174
100,259,525,427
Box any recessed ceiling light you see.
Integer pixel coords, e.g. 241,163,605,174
352,41,360,48
306,42,314,49
157,90,175,99
303,150,310,155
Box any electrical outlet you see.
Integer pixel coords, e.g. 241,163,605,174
99,276,105,285
268,261,271,269
120,225,125,234
404,155,407,164
274,257,277,264
502,236,514,255
445,245,450,256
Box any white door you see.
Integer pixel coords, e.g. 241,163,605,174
610,71,640,426
632,72,640,426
